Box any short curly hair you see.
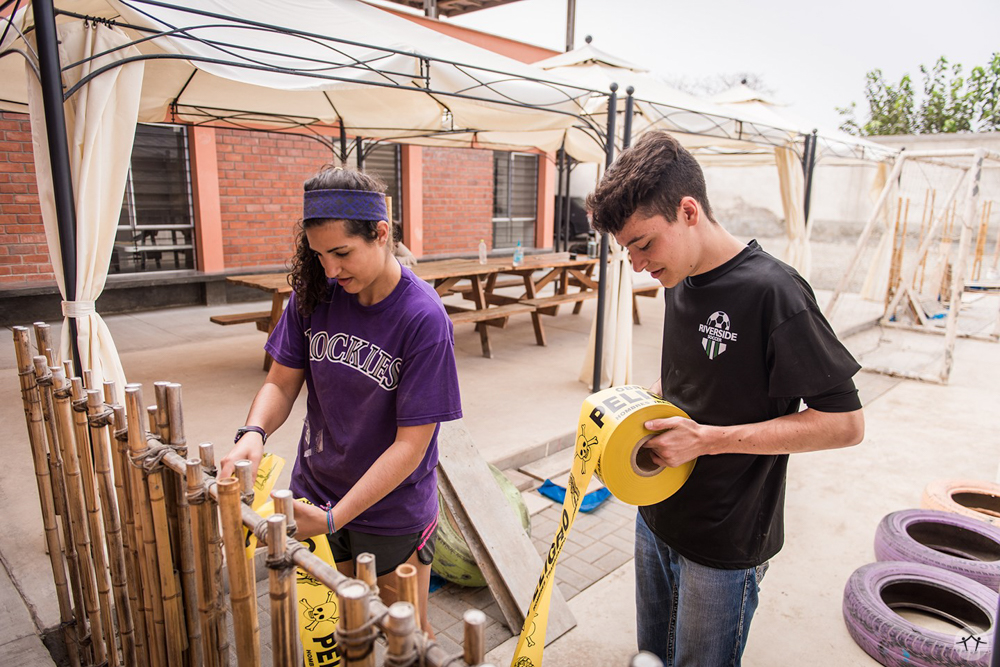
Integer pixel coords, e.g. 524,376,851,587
586,131,715,235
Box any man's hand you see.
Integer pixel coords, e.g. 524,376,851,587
641,417,716,468
218,432,265,480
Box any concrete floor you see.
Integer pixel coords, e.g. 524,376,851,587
2,282,999,666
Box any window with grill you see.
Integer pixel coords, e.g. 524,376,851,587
493,151,538,249
362,142,401,224
112,124,195,274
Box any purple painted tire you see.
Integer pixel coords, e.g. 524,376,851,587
843,561,997,667
875,509,1000,589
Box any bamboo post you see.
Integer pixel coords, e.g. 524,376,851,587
87,389,138,667
356,553,377,590
33,321,56,366
143,451,185,665
217,477,261,667
395,563,420,624
112,399,151,667
235,460,254,504
973,200,993,280
887,197,905,308
267,514,300,667
199,443,231,667
165,383,203,667
112,401,150,667
12,328,81,667
32,354,89,652
337,581,376,667
463,609,486,666
185,460,221,667
942,149,986,383
384,602,416,665
51,367,108,665
125,385,169,667
917,189,936,292
271,490,296,537
70,377,119,667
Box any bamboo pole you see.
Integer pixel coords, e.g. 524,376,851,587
942,149,986,383
235,460,254,505
384,602,416,665
356,553,377,590
87,389,137,667
337,581,376,667
70,377,118,667
217,477,260,666
12,328,80,667
395,563,419,622
917,189,936,293
186,460,220,667
125,385,168,667
463,609,486,666
267,514,299,667
199,443,230,667
164,383,203,667
887,196,905,308
112,401,151,667
32,353,89,654
973,200,993,280
51,366,108,665
143,453,185,665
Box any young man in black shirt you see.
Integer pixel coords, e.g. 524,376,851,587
587,131,864,666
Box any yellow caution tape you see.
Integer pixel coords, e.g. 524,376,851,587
252,495,343,666
242,452,285,558
510,385,695,667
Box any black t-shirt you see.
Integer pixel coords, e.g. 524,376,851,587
640,240,861,569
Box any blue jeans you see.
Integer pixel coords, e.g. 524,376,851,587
634,514,768,667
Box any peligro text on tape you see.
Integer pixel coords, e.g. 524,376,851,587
253,496,343,667
510,385,695,667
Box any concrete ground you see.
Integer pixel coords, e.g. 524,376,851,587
1,267,999,666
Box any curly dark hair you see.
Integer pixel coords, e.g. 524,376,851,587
288,166,400,316
586,131,715,235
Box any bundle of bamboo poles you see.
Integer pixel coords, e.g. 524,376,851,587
12,324,506,667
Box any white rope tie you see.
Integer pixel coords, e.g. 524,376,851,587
61,300,96,318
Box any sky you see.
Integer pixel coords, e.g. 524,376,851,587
419,0,1000,134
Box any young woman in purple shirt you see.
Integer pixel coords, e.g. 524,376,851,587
221,167,463,636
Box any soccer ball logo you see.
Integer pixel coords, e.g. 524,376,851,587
702,311,731,360
708,311,730,331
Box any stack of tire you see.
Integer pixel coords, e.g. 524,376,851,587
843,479,1000,666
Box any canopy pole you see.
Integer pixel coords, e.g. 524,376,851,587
562,157,573,252
593,83,618,392
803,129,818,225
356,137,365,170
555,148,565,250
565,0,576,52
623,87,635,148
33,0,81,375
339,122,348,167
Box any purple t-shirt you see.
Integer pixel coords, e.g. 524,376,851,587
264,265,462,535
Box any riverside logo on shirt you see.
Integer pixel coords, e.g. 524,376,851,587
699,311,736,360
307,329,402,390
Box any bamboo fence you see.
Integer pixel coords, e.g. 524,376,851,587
12,323,662,667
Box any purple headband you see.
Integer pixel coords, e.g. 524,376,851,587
303,189,388,222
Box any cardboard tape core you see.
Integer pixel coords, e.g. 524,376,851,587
631,434,663,477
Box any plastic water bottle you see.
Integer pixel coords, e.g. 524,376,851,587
513,240,524,267
478,239,488,265
587,231,598,258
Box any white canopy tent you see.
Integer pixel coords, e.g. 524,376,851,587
0,0,610,395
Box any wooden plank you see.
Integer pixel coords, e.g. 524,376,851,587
437,421,576,641
523,292,597,309
518,448,573,483
448,303,536,325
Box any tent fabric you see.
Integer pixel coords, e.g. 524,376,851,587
3,0,595,140
26,21,142,399
580,240,633,388
774,146,811,279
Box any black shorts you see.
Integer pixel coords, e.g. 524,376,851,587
326,517,438,577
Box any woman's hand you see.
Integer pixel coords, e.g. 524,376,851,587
293,501,331,539
218,433,264,480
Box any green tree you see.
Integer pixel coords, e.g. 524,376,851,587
839,52,1000,135
837,69,915,136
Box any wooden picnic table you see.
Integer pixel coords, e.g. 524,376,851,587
213,252,599,366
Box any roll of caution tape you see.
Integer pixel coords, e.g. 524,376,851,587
510,385,694,667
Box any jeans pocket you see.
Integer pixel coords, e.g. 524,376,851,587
755,561,769,589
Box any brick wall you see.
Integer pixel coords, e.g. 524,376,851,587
421,146,494,256
215,129,333,269
0,112,53,285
